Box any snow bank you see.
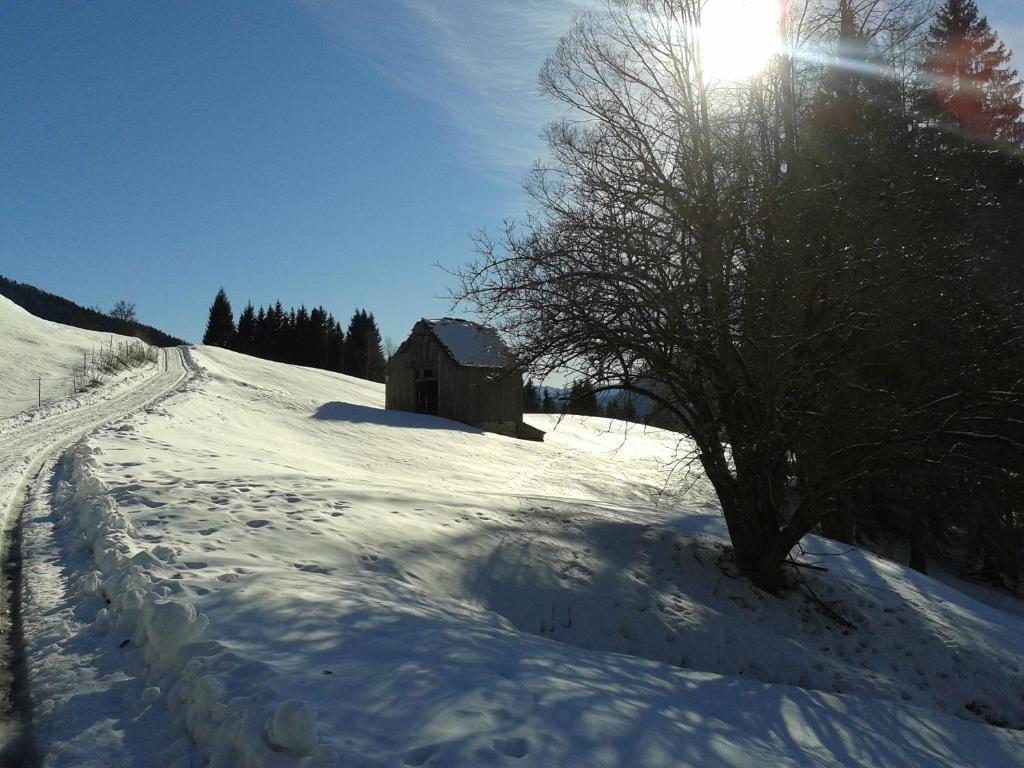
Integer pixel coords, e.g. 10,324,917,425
54,442,338,767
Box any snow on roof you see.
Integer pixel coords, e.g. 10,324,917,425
423,318,513,368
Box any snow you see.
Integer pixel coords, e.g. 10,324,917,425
0,294,144,419
424,317,512,367
16,342,1024,767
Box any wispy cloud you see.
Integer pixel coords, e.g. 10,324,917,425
302,0,1024,181
301,0,593,182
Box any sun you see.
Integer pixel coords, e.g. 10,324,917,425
698,0,782,82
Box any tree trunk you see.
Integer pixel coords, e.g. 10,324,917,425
700,449,788,595
821,500,857,544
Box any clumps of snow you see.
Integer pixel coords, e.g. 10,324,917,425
267,700,320,755
54,442,336,767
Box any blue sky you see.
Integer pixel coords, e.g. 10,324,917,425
2,0,1021,345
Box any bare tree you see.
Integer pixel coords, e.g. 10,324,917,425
109,300,137,323
453,0,951,592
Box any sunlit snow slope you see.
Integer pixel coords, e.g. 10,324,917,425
35,346,1024,767
0,294,141,418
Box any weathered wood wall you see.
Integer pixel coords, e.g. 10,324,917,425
385,321,523,426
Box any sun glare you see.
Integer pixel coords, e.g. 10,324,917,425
699,0,782,81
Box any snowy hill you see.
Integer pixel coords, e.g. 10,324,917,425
0,293,143,418
22,345,1024,766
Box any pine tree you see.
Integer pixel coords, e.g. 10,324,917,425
235,303,256,354
293,305,311,365
541,390,556,414
343,309,386,382
565,380,600,416
253,306,269,357
522,379,541,412
923,0,1024,144
327,317,345,372
605,396,622,420
268,301,286,360
202,288,236,348
620,396,638,423
283,308,298,363
309,306,330,368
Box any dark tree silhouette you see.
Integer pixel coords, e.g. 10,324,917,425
343,309,386,382
109,300,137,323
202,288,236,348
235,303,256,354
522,380,541,412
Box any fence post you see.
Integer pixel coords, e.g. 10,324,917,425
38,376,42,408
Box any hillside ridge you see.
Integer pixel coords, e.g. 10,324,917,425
0,275,186,347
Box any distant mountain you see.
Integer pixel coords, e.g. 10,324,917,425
533,384,654,420
0,275,186,347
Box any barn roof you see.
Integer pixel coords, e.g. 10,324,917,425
422,318,513,368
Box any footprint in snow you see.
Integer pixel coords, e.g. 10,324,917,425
246,520,270,528
493,737,530,758
293,563,332,575
403,744,441,766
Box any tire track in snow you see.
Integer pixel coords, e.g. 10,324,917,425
0,347,193,765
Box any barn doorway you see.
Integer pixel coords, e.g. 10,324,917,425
415,372,438,415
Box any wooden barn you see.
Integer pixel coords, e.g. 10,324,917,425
385,318,543,441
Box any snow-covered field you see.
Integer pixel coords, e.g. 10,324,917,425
19,344,1024,767
0,295,147,420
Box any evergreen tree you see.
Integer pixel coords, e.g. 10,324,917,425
343,309,386,382
620,396,638,423
541,389,556,414
564,380,600,416
253,306,269,357
235,303,256,354
605,395,622,420
522,379,541,412
202,288,236,348
268,301,286,360
293,305,311,365
284,308,298,363
327,317,345,373
922,0,1024,144
309,306,330,368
